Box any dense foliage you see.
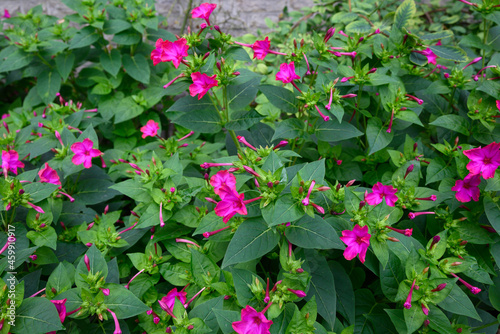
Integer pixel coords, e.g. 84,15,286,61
0,0,500,333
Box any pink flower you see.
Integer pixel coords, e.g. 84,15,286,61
340,225,371,263
365,182,398,206
412,48,438,65
3,9,10,18
463,142,500,179
210,170,236,195
107,309,122,334
1,150,25,175
451,173,481,202
251,37,271,60
232,305,273,334
70,138,103,169
404,280,416,309
158,288,187,317
151,38,189,68
275,62,301,84
496,100,500,112
214,185,247,223
191,3,217,26
38,163,61,185
140,120,160,138
51,299,67,323
189,72,219,100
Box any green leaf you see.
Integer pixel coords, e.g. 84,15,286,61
394,0,416,30
404,304,426,334
287,214,344,250
222,219,279,268
0,48,34,73
214,309,240,334
331,262,355,325
103,19,132,34
426,157,455,185
69,26,99,49
489,273,500,311
372,237,390,268
315,120,363,143
259,84,298,113
112,29,142,45
37,71,61,105
429,45,468,62
173,108,222,133
438,284,481,320
122,54,150,84
75,245,108,289
261,194,304,227
345,20,371,34
189,296,224,332
46,262,72,298
55,53,75,81
367,117,393,155
420,30,454,40
12,297,64,333
380,252,405,302
107,96,144,123
430,115,470,135
27,227,57,250
227,77,260,110
23,182,59,203
191,248,220,287
104,284,150,318
167,95,217,113
385,309,408,334
427,305,455,334
100,49,122,77
484,196,500,237
226,109,265,131
73,178,119,205
272,118,304,141
304,249,336,330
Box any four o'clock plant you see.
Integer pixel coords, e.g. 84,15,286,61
0,0,500,333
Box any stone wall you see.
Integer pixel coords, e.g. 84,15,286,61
3,0,314,36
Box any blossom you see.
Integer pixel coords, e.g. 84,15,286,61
151,38,189,68
38,163,61,185
158,288,187,317
2,150,25,175
275,62,301,84
3,9,10,18
107,309,122,334
340,225,371,263
232,305,272,334
412,48,438,65
451,173,481,202
365,182,398,206
463,142,500,179
189,72,218,100
251,37,270,60
191,3,217,26
70,139,103,169
404,280,416,309
210,170,236,195
140,120,160,138
214,185,247,223
51,299,67,323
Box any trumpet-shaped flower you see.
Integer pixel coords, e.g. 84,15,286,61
412,48,438,65
451,173,481,202
158,288,187,317
340,225,371,263
191,3,217,26
140,120,160,138
210,170,236,195
70,139,103,169
463,142,500,179
365,182,398,206
2,150,25,175
275,62,301,84
189,72,218,100
232,305,272,334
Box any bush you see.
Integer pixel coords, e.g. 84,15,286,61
0,0,500,333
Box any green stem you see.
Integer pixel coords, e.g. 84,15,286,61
445,87,456,114
36,53,53,68
9,207,16,226
181,0,193,34
222,86,242,153
472,320,499,331
481,19,490,71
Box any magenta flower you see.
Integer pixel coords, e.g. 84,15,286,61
275,61,301,84
71,139,103,169
2,150,25,176
3,9,10,18
38,163,61,185
210,170,236,195
189,72,219,100
191,3,217,26
365,182,398,207
496,100,500,112
287,289,306,298
158,288,187,317
412,48,438,65
140,120,160,139
232,305,273,334
340,225,371,263
450,273,481,294
463,142,500,179
451,173,481,202
107,309,122,334
404,280,416,309
250,37,270,60
214,185,247,223
51,299,67,323
151,38,189,68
